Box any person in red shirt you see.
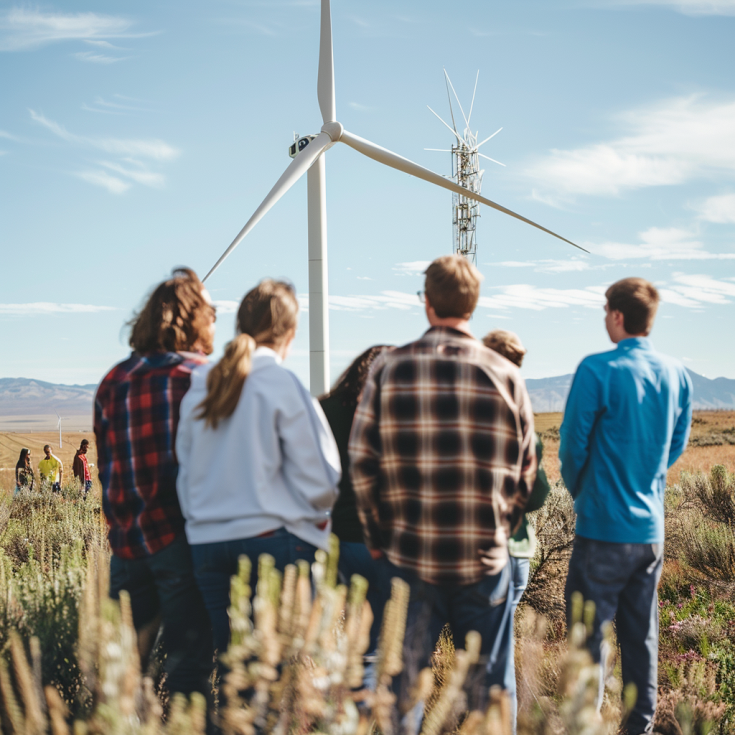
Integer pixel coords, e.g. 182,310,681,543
94,267,217,720
72,439,92,495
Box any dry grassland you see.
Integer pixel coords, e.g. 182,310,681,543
536,410,735,485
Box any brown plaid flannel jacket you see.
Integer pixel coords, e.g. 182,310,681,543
349,326,537,586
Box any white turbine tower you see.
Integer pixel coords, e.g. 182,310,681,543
203,0,586,396
56,412,64,448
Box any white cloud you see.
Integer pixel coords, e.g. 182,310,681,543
604,0,735,15
392,260,431,275
213,300,239,314
696,193,735,223
595,226,735,260
75,170,130,194
480,285,606,311
488,258,597,272
0,130,17,140
0,8,133,51
74,50,125,64
0,302,116,315
99,161,165,187
29,109,179,160
528,96,735,199
662,273,735,308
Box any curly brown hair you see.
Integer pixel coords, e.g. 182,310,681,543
321,345,392,407
129,268,215,355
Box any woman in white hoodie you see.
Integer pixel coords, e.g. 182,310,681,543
176,279,341,655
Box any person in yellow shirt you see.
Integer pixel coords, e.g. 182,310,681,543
38,445,63,492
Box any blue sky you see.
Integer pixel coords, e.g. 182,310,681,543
1,0,734,390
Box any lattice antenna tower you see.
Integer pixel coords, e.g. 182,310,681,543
425,70,505,265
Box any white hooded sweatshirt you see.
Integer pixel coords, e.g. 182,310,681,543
176,347,341,550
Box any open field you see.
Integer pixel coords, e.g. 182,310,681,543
536,411,735,486
0,430,96,492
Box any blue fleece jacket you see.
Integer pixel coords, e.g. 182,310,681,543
559,338,692,544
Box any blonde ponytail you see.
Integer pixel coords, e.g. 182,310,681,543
196,333,256,429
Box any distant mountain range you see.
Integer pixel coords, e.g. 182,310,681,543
0,378,96,417
0,370,733,420
526,370,735,412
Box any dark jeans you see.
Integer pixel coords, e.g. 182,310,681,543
338,541,382,654
191,528,318,656
486,556,529,734
375,556,514,713
109,534,214,699
84,480,92,495
565,536,663,735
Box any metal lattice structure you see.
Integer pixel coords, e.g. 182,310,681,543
426,70,506,265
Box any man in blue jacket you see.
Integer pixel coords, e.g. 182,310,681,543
560,277,692,735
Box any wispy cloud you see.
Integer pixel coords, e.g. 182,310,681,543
600,0,735,15
0,129,17,140
480,286,606,312
84,39,127,49
75,170,130,194
392,260,431,275
528,95,735,201
348,102,373,112
29,109,178,160
659,274,735,308
82,96,151,115
74,50,126,64
595,226,735,260
0,8,134,51
487,258,600,273
0,302,117,315
98,161,164,187
696,193,735,223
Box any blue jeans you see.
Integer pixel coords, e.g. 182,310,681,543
109,534,213,700
486,556,529,734
191,528,318,655
338,541,382,654
375,557,514,713
565,537,663,735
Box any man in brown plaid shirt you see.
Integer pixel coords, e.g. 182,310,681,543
349,255,537,710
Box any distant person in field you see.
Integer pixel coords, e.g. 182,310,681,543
94,267,217,714
39,444,63,492
176,279,340,657
561,277,692,735
482,329,550,734
15,448,35,494
72,439,92,495
319,344,392,654
349,255,537,713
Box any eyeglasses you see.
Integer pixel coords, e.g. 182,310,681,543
416,290,425,304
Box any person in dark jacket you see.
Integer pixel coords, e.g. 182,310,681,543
15,448,35,495
72,439,92,495
483,329,551,734
319,344,391,654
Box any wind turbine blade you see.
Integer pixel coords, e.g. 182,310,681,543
339,129,588,253
444,69,469,129
475,127,502,150
424,148,452,152
467,70,479,127
318,0,336,123
204,132,333,282
478,153,506,167
427,106,464,146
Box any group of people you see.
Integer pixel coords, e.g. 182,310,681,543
91,257,692,735
14,438,92,495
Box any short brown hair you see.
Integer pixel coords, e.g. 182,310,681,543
424,255,482,318
483,330,526,367
129,268,215,355
605,278,660,336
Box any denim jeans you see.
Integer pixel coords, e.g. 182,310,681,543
565,536,663,735
338,541,383,654
109,534,214,700
486,556,529,734
375,556,514,714
190,528,318,655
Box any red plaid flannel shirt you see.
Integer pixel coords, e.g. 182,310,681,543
349,327,537,586
94,351,208,559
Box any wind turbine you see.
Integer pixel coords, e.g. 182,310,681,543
203,0,586,396
56,412,64,448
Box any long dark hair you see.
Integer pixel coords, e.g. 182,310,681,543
322,345,391,407
16,448,30,471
